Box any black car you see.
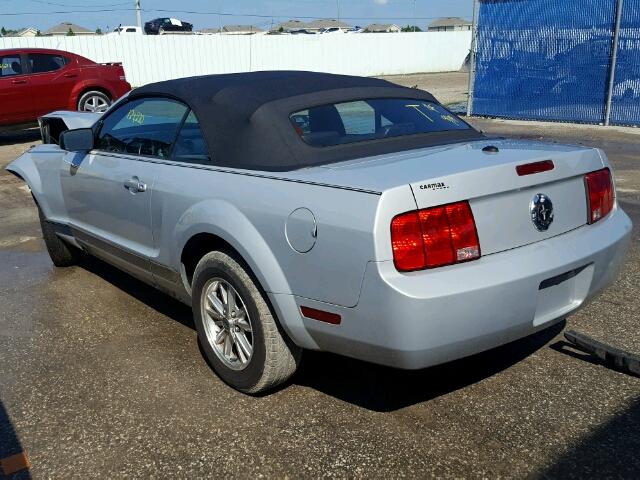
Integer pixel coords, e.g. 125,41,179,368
144,17,193,35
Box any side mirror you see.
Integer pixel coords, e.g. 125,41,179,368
59,128,94,152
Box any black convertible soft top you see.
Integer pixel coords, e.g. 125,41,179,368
130,71,483,171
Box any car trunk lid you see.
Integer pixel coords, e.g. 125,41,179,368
284,138,605,256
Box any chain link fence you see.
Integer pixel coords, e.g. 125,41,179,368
468,0,640,127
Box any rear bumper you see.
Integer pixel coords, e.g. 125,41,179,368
291,206,632,369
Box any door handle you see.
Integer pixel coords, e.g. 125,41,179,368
11,79,27,84
124,176,147,193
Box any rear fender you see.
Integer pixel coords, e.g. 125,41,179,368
171,199,318,349
69,80,117,109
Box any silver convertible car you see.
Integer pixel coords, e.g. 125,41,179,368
7,71,632,393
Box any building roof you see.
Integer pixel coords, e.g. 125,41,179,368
17,27,39,36
129,71,479,171
44,22,93,35
428,17,472,28
274,20,307,31
274,19,352,31
221,25,264,33
365,23,400,32
306,19,352,30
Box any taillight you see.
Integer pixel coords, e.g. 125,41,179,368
391,201,480,272
585,168,614,224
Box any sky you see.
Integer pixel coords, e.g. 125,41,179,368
0,0,473,32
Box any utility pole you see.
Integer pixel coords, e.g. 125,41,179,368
336,0,340,22
135,0,142,30
413,0,416,32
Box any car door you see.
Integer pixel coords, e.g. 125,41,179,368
60,96,189,282
0,53,34,125
27,52,78,117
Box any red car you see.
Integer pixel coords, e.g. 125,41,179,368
0,48,131,128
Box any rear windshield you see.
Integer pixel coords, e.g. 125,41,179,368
290,99,470,147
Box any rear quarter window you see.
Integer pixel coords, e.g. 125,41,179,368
290,98,470,147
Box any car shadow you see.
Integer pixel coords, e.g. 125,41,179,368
81,255,195,330
79,255,565,411
0,400,31,479
294,321,565,411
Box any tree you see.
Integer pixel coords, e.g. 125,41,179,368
1,27,7,36
36,30,42,37
401,25,422,32
278,26,284,33
95,27,103,35
66,28,75,36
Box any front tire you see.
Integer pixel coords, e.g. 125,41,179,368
192,251,301,394
38,207,83,267
77,90,111,113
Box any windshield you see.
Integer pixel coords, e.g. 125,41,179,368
290,99,470,147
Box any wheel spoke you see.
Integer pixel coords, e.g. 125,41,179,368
227,289,237,316
205,304,224,323
234,333,248,363
234,331,253,361
215,329,226,345
207,290,225,318
218,283,230,315
223,333,233,357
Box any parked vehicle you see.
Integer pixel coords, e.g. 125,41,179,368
108,25,143,35
7,72,631,394
144,17,193,35
319,27,345,34
0,48,131,129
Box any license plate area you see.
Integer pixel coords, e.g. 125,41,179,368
534,264,594,326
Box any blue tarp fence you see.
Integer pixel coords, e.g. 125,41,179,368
470,0,640,126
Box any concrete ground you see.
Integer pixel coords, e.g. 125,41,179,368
1,113,639,477
379,72,470,106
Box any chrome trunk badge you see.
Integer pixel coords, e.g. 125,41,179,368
530,193,554,231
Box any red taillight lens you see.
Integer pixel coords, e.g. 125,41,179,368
585,168,614,224
391,201,480,272
391,211,425,271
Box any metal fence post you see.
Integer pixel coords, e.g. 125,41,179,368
466,0,480,116
604,0,625,126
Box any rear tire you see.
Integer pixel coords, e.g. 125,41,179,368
191,251,301,394
38,208,83,267
77,90,111,113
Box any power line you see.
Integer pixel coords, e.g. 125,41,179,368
28,0,130,7
2,7,133,15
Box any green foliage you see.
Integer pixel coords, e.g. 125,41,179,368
36,30,42,37
401,25,422,32
66,28,75,36
95,28,103,35
278,26,284,32
1,27,6,36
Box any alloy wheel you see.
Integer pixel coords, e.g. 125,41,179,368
82,95,109,113
201,278,254,370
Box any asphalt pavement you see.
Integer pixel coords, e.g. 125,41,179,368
0,120,638,478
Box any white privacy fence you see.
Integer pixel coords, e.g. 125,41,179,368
1,32,471,87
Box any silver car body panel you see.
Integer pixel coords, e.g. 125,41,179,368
7,111,633,367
